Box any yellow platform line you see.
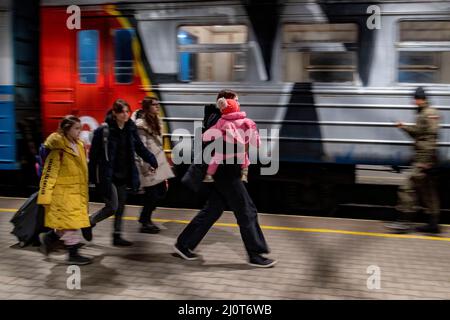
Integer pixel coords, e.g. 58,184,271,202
1,209,17,213
148,218,450,242
3,209,449,242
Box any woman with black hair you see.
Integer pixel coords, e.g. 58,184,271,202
86,99,158,246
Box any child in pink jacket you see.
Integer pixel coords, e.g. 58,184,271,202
203,98,260,183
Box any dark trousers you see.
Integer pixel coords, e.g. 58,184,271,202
177,164,269,257
90,183,127,235
139,182,167,224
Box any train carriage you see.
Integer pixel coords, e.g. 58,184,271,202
5,0,450,211
0,0,15,170
0,0,40,177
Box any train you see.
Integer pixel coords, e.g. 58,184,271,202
0,0,40,178
2,0,450,213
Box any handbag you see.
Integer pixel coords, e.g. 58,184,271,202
181,163,208,193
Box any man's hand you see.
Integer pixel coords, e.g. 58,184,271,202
396,122,404,128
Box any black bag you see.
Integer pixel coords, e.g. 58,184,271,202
181,163,208,193
203,104,221,133
10,192,48,247
181,104,221,192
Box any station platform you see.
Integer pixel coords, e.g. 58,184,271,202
0,196,450,300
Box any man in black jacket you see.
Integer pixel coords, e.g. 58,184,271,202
85,99,158,246
175,90,277,268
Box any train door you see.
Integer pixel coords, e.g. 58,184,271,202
74,18,110,130
107,26,142,111
41,7,148,144
75,17,144,132
41,7,78,137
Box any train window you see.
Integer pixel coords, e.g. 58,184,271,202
400,21,450,41
114,29,135,84
398,21,450,84
177,25,248,82
398,52,439,83
283,24,358,82
77,30,99,84
282,23,358,83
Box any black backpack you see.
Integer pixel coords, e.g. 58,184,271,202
100,122,110,161
203,104,221,132
181,105,221,192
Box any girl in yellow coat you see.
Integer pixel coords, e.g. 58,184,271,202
37,115,92,265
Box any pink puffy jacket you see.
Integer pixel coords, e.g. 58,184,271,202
203,111,260,147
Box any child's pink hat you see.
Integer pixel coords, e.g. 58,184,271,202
221,99,240,114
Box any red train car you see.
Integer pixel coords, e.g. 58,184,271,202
40,4,157,148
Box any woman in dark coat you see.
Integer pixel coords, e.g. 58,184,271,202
85,99,158,246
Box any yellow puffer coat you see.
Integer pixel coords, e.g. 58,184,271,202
37,132,90,230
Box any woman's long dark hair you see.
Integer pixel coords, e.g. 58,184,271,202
142,97,161,136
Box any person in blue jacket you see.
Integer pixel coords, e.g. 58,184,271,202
84,99,158,246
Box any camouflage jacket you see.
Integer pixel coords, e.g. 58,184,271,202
402,102,440,165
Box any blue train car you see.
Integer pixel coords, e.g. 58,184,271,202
0,0,16,169
0,0,41,187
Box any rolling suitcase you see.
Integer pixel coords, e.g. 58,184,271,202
10,192,48,247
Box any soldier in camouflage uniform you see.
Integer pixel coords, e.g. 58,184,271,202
386,87,441,234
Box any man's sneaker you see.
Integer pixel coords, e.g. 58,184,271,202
203,174,214,183
140,223,161,234
416,224,441,234
173,243,199,260
248,255,278,268
384,221,411,233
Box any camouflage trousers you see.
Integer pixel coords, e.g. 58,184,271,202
397,164,440,223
